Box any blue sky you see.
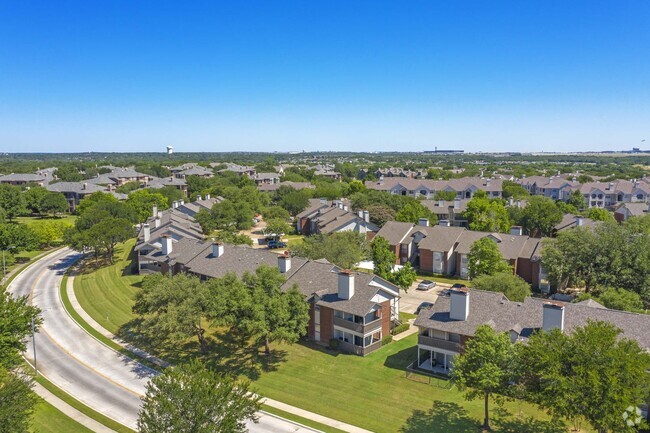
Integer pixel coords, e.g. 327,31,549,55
0,1,649,153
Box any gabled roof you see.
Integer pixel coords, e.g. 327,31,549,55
414,289,650,350
46,182,107,194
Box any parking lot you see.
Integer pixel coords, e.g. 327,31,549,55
399,278,453,314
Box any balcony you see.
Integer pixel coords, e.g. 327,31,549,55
418,335,461,353
333,316,382,333
339,340,383,356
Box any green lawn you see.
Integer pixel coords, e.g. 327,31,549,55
417,273,472,286
16,214,77,227
31,399,94,433
74,238,142,334
72,240,576,433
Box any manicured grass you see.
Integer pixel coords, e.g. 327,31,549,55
252,335,567,433
74,239,142,334
400,311,418,321
261,405,346,433
31,399,94,433
31,370,135,433
16,214,77,227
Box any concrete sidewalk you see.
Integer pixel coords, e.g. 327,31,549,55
66,276,374,433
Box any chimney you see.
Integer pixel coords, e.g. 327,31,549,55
358,210,363,218
509,197,514,206
450,287,470,321
510,226,523,236
179,199,185,206
338,270,355,300
454,199,461,210
542,302,565,332
155,216,161,228
418,218,429,227
362,210,369,223
196,195,202,201
608,182,613,190
172,201,178,209
142,223,150,242
152,205,158,217
211,242,224,258
278,251,291,273
438,199,445,207
82,183,87,190
161,235,173,256
516,199,522,208
205,194,210,200
576,217,584,227
439,219,451,227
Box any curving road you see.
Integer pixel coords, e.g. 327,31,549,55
9,248,318,432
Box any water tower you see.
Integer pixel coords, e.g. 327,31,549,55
166,146,173,155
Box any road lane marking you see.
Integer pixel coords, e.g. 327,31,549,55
27,251,146,398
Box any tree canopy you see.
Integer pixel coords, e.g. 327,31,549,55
467,237,511,279
463,192,510,233
292,232,368,269
472,271,531,302
137,360,260,433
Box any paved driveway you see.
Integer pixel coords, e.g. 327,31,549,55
400,279,452,314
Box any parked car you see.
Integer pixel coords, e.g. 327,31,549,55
451,283,467,290
267,240,287,249
416,280,436,291
416,302,434,314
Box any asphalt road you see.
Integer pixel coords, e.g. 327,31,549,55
9,248,318,433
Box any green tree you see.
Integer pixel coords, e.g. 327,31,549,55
520,321,650,433
576,174,594,183
195,209,216,234
541,228,600,291
263,205,290,221
212,266,310,355
263,218,291,237
278,189,311,216
594,287,644,313
133,273,211,354
365,204,396,226
585,207,614,222
0,223,38,253
467,237,511,279
293,232,368,269
451,325,518,431
391,262,417,290
213,228,253,246
54,165,83,182
0,289,42,369
126,189,169,223
463,192,510,233
520,196,563,237
24,186,49,214
153,186,184,208
0,184,27,221
370,236,395,281
472,272,531,302
40,191,69,216
75,191,118,216
115,180,142,194
567,190,586,210
433,190,457,201
31,219,72,247
502,180,530,199
0,368,37,432
137,360,260,433
395,201,438,225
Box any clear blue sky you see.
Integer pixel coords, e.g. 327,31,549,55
1,1,649,153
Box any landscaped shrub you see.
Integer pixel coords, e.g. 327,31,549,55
381,335,393,346
392,323,410,335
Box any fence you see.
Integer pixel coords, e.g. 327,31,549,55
405,362,453,389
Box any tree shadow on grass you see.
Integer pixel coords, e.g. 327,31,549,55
400,401,478,433
491,407,567,433
204,330,288,381
384,344,418,371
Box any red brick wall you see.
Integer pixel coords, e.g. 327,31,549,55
419,249,433,275
381,300,391,337
308,304,315,339
319,306,333,343
390,244,400,264
299,218,311,235
516,257,534,285
614,212,625,223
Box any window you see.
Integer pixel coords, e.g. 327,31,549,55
420,190,427,196
432,329,446,340
448,333,461,343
